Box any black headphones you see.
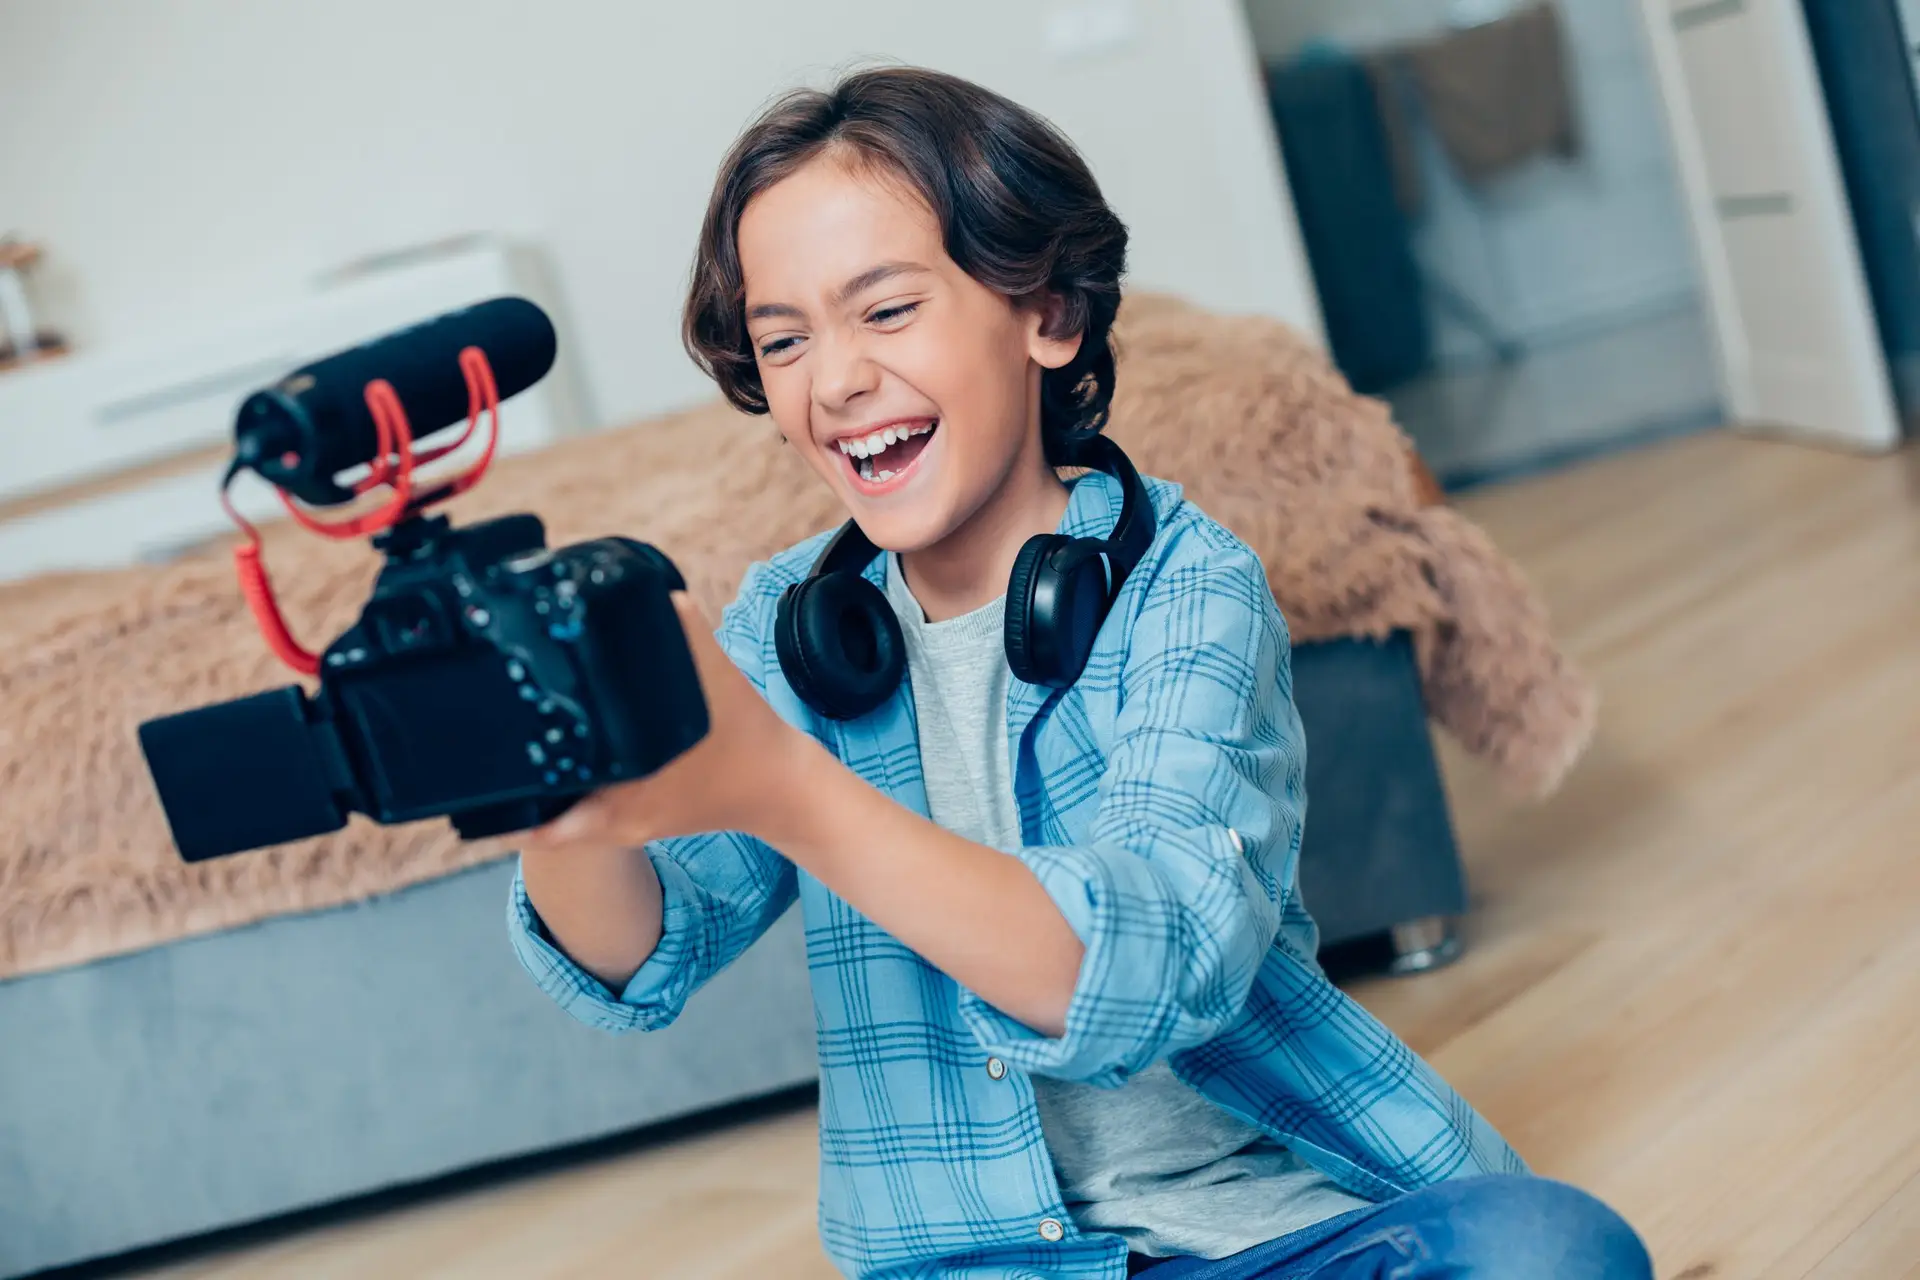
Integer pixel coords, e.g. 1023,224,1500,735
773,434,1157,721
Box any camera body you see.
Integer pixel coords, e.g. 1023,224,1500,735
139,511,709,861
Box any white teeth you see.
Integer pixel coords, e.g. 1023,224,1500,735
839,421,935,467
875,469,895,482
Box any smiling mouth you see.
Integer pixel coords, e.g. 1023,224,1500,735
837,419,938,486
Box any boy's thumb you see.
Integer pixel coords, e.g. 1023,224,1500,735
547,795,604,842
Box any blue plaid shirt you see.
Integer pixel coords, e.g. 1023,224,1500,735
508,469,1526,1279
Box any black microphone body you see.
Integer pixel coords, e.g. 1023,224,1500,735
235,296,557,506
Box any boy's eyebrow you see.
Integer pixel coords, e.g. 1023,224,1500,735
745,262,930,322
832,261,929,305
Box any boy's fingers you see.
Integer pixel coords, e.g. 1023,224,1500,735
525,793,609,848
670,592,733,690
672,592,725,655
670,590,706,630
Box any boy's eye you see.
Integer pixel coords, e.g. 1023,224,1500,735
868,301,920,326
759,335,801,357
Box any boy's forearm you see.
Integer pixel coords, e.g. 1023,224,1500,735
752,733,1084,1039
518,842,665,992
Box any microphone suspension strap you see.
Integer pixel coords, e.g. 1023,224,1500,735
222,346,505,676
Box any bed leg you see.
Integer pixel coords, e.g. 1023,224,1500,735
1385,916,1462,975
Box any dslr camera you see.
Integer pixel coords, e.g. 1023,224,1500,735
138,298,709,862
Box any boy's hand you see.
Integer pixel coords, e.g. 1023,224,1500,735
520,592,809,854
522,595,1085,1038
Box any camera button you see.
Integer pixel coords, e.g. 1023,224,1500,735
507,660,526,681
527,743,547,766
545,728,565,744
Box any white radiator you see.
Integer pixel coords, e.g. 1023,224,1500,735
0,237,589,583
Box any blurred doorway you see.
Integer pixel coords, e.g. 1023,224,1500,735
1242,0,1724,487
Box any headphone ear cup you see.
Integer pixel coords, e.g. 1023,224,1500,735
1049,540,1116,688
775,573,904,721
1004,534,1062,687
1007,536,1115,689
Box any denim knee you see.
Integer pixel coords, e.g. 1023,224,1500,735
1445,1175,1653,1279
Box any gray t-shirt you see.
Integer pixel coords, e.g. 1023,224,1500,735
882,555,1370,1261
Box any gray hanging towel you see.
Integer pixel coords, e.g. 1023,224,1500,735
1400,1,1582,186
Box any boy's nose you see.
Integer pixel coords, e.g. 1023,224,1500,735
810,334,883,411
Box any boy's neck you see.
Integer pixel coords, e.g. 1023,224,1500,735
901,454,1070,622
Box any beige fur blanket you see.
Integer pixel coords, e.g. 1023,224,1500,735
0,293,1593,981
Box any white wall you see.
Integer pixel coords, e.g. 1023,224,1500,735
1243,0,1702,360
0,0,1322,433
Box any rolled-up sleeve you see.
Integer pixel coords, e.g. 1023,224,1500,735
505,560,800,1033
508,830,795,1032
958,536,1307,1086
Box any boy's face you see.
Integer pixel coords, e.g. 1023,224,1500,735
738,152,1081,552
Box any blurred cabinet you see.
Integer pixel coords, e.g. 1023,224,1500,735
1636,0,1900,449
1800,0,1920,432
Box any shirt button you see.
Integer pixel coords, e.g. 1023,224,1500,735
986,1056,1007,1080
1038,1218,1065,1242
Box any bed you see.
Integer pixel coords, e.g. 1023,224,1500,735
0,280,1594,1277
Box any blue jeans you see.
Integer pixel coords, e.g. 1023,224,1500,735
1128,1175,1653,1279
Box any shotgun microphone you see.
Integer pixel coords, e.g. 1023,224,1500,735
233,295,557,506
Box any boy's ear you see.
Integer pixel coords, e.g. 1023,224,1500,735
1027,292,1083,370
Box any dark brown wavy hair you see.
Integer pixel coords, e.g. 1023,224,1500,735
682,65,1130,465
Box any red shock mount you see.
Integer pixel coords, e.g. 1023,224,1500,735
219,346,504,676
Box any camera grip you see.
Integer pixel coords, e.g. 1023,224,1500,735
577,543,709,780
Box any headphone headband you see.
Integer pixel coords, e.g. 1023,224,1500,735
1059,432,1153,583
807,514,884,581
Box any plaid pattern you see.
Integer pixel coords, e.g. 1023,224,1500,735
508,470,1527,1279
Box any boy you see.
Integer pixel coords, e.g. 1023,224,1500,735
512,65,1651,1279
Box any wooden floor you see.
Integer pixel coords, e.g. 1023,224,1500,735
124,429,1920,1279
